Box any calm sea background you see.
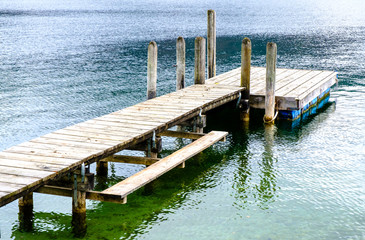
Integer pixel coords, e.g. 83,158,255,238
0,0,364,239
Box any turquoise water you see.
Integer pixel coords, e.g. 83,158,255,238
0,0,364,239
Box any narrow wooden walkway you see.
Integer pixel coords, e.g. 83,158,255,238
0,66,337,207
0,83,243,207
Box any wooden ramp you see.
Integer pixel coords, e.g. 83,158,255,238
102,131,227,199
0,83,243,207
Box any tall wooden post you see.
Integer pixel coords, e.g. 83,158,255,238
176,37,185,90
147,41,158,100
72,174,87,237
194,37,206,84
207,9,216,78
146,41,159,158
240,37,251,122
18,192,34,232
264,42,277,124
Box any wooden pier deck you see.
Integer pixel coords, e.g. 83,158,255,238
0,66,337,208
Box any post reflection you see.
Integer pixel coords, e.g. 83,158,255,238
233,123,279,211
255,124,279,209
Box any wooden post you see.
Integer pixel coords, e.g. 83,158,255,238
264,42,277,124
176,37,185,90
96,161,108,177
72,174,87,237
18,192,34,232
207,9,216,78
240,37,251,122
194,37,206,84
147,41,158,99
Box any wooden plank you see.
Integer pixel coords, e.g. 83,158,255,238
102,131,228,197
36,133,123,148
55,128,138,141
0,151,78,165
0,191,10,197
297,73,337,108
31,137,115,150
0,182,27,193
36,185,127,204
157,130,227,142
85,118,162,128
104,155,161,165
0,158,67,172
5,145,93,160
0,165,53,179
251,68,303,94
275,70,327,96
287,71,335,97
0,173,41,185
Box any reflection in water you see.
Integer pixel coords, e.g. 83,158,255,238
255,124,279,209
232,121,279,211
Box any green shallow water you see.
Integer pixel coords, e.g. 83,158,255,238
0,0,364,239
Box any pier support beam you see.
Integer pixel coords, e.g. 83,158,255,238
176,37,185,91
264,42,277,124
147,41,158,99
96,161,108,177
240,37,251,122
207,9,216,78
72,173,87,238
18,192,34,232
194,37,206,85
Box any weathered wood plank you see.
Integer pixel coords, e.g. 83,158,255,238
102,131,228,197
0,151,78,165
40,133,123,147
5,145,93,160
36,185,127,204
286,71,335,97
0,165,53,179
0,158,68,172
0,173,41,185
0,182,28,193
104,155,160,165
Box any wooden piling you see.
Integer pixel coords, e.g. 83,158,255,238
18,192,33,232
240,37,251,122
147,41,158,99
264,42,277,124
176,37,185,90
207,9,216,78
96,161,108,177
194,37,206,85
72,175,87,237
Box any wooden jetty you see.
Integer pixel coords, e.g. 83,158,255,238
0,9,338,237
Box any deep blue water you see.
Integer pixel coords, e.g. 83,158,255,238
0,0,364,239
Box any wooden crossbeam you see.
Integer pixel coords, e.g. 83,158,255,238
101,131,228,198
36,185,127,204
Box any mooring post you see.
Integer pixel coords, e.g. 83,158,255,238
194,37,206,133
146,41,159,158
147,41,158,99
207,9,216,78
176,36,185,90
72,173,87,237
240,37,251,122
194,37,206,84
264,42,277,124
18,192,34,232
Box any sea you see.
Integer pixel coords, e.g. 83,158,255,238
0,0,364,239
